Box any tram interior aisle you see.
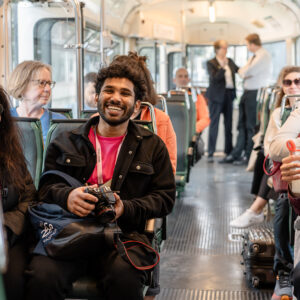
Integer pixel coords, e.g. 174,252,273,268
158,159,273,300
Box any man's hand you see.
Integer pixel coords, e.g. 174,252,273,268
113,193,124,220
67,185,98,217
280,155,300,183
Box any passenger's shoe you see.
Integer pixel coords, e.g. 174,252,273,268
218,154,234,164
207,155,214,163
233,156,248,166
229,209,264,228
271,271,293,300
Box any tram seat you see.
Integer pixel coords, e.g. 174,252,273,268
14,117,44,188
48,108,73,119
80,110,97,119
187,94,197,166
166,101,190,195
43,118,164,300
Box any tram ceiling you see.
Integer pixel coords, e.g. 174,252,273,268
117,0,300,44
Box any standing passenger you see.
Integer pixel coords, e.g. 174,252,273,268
0,87,37,300
222,33,272,165
173,68,210,134
7,61,67,144
206,40,239,163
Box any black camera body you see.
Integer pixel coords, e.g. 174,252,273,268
84,186,116,223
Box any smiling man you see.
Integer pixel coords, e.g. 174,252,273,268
26,62,176,300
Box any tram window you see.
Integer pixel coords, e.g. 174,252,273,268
263,40,286,84
296,36,300,66
187,45,214,87
139,46,160,91
234,45,248,96
168,52,183,90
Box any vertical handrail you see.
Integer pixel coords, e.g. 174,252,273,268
2,0,11,89
69,0,84,118
99,0,105,66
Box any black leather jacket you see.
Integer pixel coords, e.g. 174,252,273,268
206,57,239,104
39,117,176,233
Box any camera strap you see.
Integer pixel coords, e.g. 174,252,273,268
113,231,160,271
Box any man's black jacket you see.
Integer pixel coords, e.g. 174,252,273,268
38,116,176,233
206,57,239,104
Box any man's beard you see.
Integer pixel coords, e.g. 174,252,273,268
98,99,135,127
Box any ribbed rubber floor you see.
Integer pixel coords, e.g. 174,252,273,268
157,288,273,300
162,200,245,255
159,159,273,294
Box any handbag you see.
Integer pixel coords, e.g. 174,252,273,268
29,202,106,259
263,155,288,192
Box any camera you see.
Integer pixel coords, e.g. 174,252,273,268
84,186,116,223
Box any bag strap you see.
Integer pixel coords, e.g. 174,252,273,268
113,232,160,271
40,170,82,188
263,154,281,176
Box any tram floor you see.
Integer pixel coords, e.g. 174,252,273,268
157,157,273,300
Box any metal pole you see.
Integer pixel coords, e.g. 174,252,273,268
99,0,105,67
70,0,84,118
2,0,11,89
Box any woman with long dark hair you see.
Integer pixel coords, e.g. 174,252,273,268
0,87,36,300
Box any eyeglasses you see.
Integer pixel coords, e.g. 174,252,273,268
282,78,300,87
31,80,56,89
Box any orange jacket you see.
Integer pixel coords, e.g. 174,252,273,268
195,94,210,133
141,107,177,174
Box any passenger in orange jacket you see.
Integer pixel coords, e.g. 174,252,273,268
173,68,210,133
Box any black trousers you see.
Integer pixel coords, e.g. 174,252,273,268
3,238,29,300
273,193,294,274
208,89,235,156
25,248,150,300
231,90,257,160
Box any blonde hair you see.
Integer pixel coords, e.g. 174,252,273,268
7,60,51,99
275,66,300,108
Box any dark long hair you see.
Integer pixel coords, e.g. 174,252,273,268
0,87,27,191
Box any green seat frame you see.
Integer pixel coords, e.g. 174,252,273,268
48,108,73,119
15,117,44,188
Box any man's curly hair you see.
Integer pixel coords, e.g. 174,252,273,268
96,63,147,102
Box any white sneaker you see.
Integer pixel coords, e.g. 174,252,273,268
230,209,264,228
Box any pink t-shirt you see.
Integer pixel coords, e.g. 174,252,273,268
87,127,125,185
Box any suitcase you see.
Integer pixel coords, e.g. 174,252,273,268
241,226,276,288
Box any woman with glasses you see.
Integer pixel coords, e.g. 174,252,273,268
0,87,37,300
232,66,300,300
7,60,66,143
269,67,300,300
